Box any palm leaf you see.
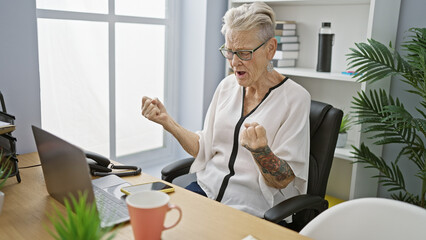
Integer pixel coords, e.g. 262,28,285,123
352,89,391,125
347,39,400,83
399,28,426,98
352,89,423,150
391,192,421,206
413,118,426,136
352,144,409,195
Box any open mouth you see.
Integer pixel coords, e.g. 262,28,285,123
235,71,246,77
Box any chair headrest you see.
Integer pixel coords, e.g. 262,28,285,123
310,100,332,137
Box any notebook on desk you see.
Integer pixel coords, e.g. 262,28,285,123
31,125,131,227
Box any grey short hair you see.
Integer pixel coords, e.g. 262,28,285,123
221,2,275,42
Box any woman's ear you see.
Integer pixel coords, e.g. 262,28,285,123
267,37,277,60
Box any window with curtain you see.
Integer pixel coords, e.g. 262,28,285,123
36,0,176,162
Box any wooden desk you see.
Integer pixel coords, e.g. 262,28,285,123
0,153,310,240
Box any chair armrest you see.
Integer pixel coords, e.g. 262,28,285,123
264,194,328,223
161,157,195,183
0,111,15,123
0,133,17,142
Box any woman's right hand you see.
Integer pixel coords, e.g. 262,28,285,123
141,96,169,127
142,96,200,157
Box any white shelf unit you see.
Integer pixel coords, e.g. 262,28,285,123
229,0,401,200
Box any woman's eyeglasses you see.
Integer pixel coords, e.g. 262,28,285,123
219,39,269,61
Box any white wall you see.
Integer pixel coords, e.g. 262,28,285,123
0,0,41,154
178,0,208,134
203,0,227,117
175,0,226,159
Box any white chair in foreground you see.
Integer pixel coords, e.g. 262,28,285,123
299,197,426,240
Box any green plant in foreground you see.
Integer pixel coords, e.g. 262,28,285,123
339,113,353,133
347,27,425,208
47,191,116,240
0,151,12,190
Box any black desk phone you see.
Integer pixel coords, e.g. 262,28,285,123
85,151,141,177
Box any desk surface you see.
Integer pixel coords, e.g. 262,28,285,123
0,153,310,240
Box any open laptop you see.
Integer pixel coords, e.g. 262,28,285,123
32,125,131,227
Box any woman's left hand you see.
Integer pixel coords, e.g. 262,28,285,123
240,122,268,151
241,122,295,189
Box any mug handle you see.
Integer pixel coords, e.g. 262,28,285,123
164,204,182,230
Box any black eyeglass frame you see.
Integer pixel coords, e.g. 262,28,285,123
219,39,269,61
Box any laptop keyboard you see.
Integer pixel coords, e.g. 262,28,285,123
93,185,130,228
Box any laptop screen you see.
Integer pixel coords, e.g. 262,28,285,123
32,125,95,205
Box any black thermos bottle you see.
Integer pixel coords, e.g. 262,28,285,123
316,22,334,72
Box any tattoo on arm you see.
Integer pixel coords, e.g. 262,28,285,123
245,145,295,182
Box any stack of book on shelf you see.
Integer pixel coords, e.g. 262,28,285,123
273,20,299,68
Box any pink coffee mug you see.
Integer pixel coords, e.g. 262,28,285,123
126,190,182,240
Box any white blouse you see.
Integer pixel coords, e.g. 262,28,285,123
190,74,311,218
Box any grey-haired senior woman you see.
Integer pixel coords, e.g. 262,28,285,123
141,2,310,222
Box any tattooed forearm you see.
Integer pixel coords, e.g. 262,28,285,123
245,145,295,187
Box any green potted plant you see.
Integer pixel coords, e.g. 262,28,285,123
46,191,116,240
0,151,12,214
347,27,425,207
337,113,353,148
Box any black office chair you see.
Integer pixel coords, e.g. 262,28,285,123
161,100,342,232
0,91,21,183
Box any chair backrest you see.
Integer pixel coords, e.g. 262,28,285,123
300,197,426,240
0,91,6,113
308,100,342,197
0,91,21,183
0,91,16,154
290,100,342,231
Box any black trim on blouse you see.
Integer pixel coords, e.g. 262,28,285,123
215,77,289,202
